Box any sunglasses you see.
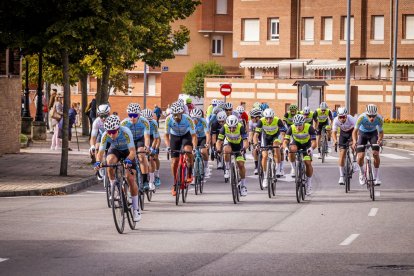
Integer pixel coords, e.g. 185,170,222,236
107,129,118,135
99,115,108,119
338,115,346,119
368,115,376,118
294,124,304,127
128,113,139,118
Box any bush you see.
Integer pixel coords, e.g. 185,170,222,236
383,118,414,124
19,134,28,144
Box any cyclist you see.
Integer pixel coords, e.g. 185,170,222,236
165,102,197,196
248,108,263,174
300,106,314,124
283,114,317,195
224,102,244,128
332,106,357,185
121,103,152,190
352,104,384,186
206,99,218,118
236,105,249,128
94,115,141,222
283,104,298,128
186,98,195,113
216,115,249,196
190,108,211,178
259,103,269,111
313,102,334,158
211,111,227,169
254,108,286,185
89,104,110,179
141,109,162,188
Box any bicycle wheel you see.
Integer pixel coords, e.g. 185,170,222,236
344,153,351,193
267,158,272,199
295,162,302,203
175,164,182,205
146,190,153,201
301,165,306,200
124,182,136,230
271,162,277,197
258,151,264,190
182,166,189,203
199,157,205,194
230,163,238,204
321,134,326,163
111,182,125,234
194,158,200,195
367,161,375,201
103,170,111,208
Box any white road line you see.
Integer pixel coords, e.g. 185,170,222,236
85,191,106,194
368,208,378,217
0,258,9,263
375,191,381,197
381,153,410,160
340,234,360,246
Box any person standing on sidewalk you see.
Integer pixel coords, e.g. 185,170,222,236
48,89,58,134
153,104,161,127
85,98,97,136
50,92,63,150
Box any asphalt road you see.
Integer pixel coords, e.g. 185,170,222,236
0,146,414,275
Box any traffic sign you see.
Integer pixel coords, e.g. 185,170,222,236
301,84,312,98
220,84,232,97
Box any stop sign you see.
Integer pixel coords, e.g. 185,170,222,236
220,84,232,96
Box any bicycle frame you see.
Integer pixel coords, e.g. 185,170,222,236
193,147,205,195
170,149,192,205
223,151,243,204
294,149,307,203
260,145,279,198
364,144,376,201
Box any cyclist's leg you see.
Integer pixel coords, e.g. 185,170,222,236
338,131,350,182
370,132,381,182
273,134,282,170
288,141,298,176
182,132,194,181
223,144,232,175
106,151,119,186
233,143,247,195
316,123,322,153
356,131,368,184
170,134,181,193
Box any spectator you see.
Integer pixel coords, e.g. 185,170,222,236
50,92,63,150
48,89,58,133
58,102,77,151
75,102,82,127
153,104,162,126
85,98,97,136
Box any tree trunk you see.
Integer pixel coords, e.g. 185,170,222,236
79,73,89,136
96,77,102,105
101,63,111,104
60,49,70,176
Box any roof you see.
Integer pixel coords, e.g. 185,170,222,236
306,59,356,70
293,80,329,87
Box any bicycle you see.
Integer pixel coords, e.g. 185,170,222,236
294,149,308,203
134,151,149,210
193,146,205,195
363,144,379,201
260,146,279,198
223,151,244,204
337,142,356,193
170,149,192,205
320,126,329,163
101,161,137,234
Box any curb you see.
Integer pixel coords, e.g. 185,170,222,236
383,141,414,151
0,176,98,197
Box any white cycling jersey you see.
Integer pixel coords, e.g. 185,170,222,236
332,115,356,133
91,117,105,138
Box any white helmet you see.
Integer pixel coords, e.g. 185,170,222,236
171,102,184,114
212,99,218,105
249,108,262,118
104,115,121,131
190,108,203,119
141,109,153,120
337,107,348,116
216,101,226,109
303,106,311,115
224,102,233,110
97,104,110,116
320,102,328,110
236,106,244,114
366,104,378,116
293,114,306,126
127,103,141,114
212,107,223,115
226,115,238,127
217,111,227,121
263,108,275,118
177,98,185,107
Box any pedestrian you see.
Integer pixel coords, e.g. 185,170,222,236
48,89,58,134
58,102,77,151
153,104,161,126
85,98,96,136
75,102,82,127
50,92,63,150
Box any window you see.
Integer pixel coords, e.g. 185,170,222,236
242,19,260,41
403,15,414,39
303,17,314,41
341,16,354,40
372,15,384,40
322,17,333,41
174,43,188,55
254,68,263,79
148,75,156,96
268,18,280,40
212,36,223,55
216,0,227,14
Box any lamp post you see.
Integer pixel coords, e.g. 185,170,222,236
35,50,43,122
344,0,352,111
143,62,148,109
391,0,399,119
22,57,31,118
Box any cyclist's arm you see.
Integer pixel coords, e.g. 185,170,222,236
241,126,249,150
283,127,292,149
90,119,99,146
352,128,359,146
144,134,151,148
165,133,171,148
191,134,197,149
278,120,286,140
331,118,339,144
309,126,317,150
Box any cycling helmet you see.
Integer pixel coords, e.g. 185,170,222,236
260,103,269,111
253,102,261,109
212,107,223,115
249,108,262,118
216,101,226,109
217,111,227,121
177,98,185,107
293,114,306,126
366,104,378,116
141,109,154,120
171,102,184,114
226,115,238,127
320,102,328,110
263,108,275,118
289,104,298,111
236,106,245,114
97,104,110,116
104,115,121,131
224,102,233,110
337,107,348,116
303,106,311,115
212,99,218,106
190,108,203,119
186,98,192,104
127,103,141,114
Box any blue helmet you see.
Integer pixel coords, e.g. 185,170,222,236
260,103,269,111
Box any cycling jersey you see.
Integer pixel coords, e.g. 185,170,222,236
332,115,356,133
249,120,258,132
193,117,209,138
355,113,384,133
210,120,224,135
313,108,333,123
148,119,160,139
283,112,297,126
284,123,316,144
166,113,196,136
121,116,150,141
206,104,214,118
91,117,105,139
299,111,315,124
99,126,135,151
218,123,248,144
255,117,285,136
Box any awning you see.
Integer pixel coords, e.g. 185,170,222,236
306,60,356,70
358,59,414,67
239,59,281,69
278,59,312,65
293,80,329,87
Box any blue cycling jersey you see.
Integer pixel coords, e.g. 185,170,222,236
207,114,217,129
355,113,384,133
193,117,209,138
121,116,150,141
165,114,196,136
148,119,160,139
99,126,135,151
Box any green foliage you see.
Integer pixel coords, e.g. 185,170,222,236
182,61,225,97
19,134,28,144
383,123,414,134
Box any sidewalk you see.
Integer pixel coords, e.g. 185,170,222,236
384,134,414,151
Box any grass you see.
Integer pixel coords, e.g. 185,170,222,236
383,123,414,134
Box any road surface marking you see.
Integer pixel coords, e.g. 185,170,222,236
375,191,381,197
340,234,360,245
381,153,410,160
0,258,9,263
247,175,259,179
368,208,378,217
86,191,106,194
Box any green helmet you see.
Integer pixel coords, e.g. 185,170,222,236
289,104,298,111
186,98,192,104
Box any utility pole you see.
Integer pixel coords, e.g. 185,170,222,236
143,62,148,109
391,0,399,119
345,0,351,111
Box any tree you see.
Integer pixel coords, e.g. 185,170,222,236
182,61,225,97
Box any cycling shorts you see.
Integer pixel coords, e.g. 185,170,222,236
224,142,246,162
170,132,193,158
289,140,312,161
107,148,137,168
338,129,353,149
357,131,379,153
